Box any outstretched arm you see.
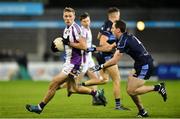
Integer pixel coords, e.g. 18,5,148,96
91,50,123,72
86,34,116,53
103,50,123,68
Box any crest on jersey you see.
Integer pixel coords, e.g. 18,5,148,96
107,27,110,31
65,29,70,34
101,27,103,30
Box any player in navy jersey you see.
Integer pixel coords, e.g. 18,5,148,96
85,7,129,110
91,20,167,117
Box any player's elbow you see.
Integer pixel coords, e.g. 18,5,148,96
105,45,113,52
112,58,119,65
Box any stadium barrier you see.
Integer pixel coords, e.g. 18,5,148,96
2,62,178,81
0,62,133,81
0,62,62,81
157,64,180,79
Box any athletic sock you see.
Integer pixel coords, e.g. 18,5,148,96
139,108,145,113
90,90,97,96
154,84,161,91
115,98,121,108
82,82,86,86
39,102,46,110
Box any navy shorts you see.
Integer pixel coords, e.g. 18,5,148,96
96,53,113,65
133,61,154,80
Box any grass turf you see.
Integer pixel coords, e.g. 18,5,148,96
0,80,180,118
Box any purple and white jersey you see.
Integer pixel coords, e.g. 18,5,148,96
63,22,86,66
81,26,93,62
81,26,92,48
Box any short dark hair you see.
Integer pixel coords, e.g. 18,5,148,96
107,7,120,14
63,7,75,14
79,12,90,21
115,20,126,33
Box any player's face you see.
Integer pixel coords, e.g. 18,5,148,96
81,17,91,28
109,12,120,22
112,12,120,21
111,23,119,38
63,11,75,26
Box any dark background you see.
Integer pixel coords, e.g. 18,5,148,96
0,0,179,62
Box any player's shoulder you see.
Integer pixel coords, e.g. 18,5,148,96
100,20,113,31
117,32,130,47
81,26,88,32
122,32,134,41
71,22,81,33
103,20,113,26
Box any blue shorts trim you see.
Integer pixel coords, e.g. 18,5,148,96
137,64,149,79
134,62,154,80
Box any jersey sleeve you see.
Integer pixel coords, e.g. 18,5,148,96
99,24,111,37
71,25,82,41
80,27,87,39
117,38,128,53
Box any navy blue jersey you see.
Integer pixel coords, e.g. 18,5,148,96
116,32,153,65
98,20,116,63
99,20,116,45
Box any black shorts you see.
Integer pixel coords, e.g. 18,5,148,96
133,61,154,80
96,53,113,65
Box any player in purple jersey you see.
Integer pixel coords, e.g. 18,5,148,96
25,7,106,114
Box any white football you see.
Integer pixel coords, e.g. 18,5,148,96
53,37,64,51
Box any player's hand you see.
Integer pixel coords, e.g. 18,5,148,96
62,36,70,45
90,64,104,72
51,41,59,52
87,45,96,52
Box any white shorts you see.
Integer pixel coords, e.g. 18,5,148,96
62,63,81,76
82,56,95,73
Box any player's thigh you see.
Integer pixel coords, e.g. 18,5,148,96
127,75,146,91
53,71,67,83
106,64,120,81
50,71,68,89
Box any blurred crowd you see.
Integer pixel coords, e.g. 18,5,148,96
0,49,31,80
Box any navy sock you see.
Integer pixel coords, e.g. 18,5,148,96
82,82,86,86
90,90,97,96
139,108,147,114
39,102,46,109
154,85,161,91
115,98,121,107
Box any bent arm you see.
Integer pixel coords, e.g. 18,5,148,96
96,34,116,52
96,43,116,52
69,36,87,50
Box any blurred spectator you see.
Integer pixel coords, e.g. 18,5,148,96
10,49,32,80
14,49,31,80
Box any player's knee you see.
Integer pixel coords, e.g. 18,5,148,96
101,76,109,83
126,87,136,96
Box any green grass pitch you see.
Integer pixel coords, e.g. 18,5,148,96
0,80,180,118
